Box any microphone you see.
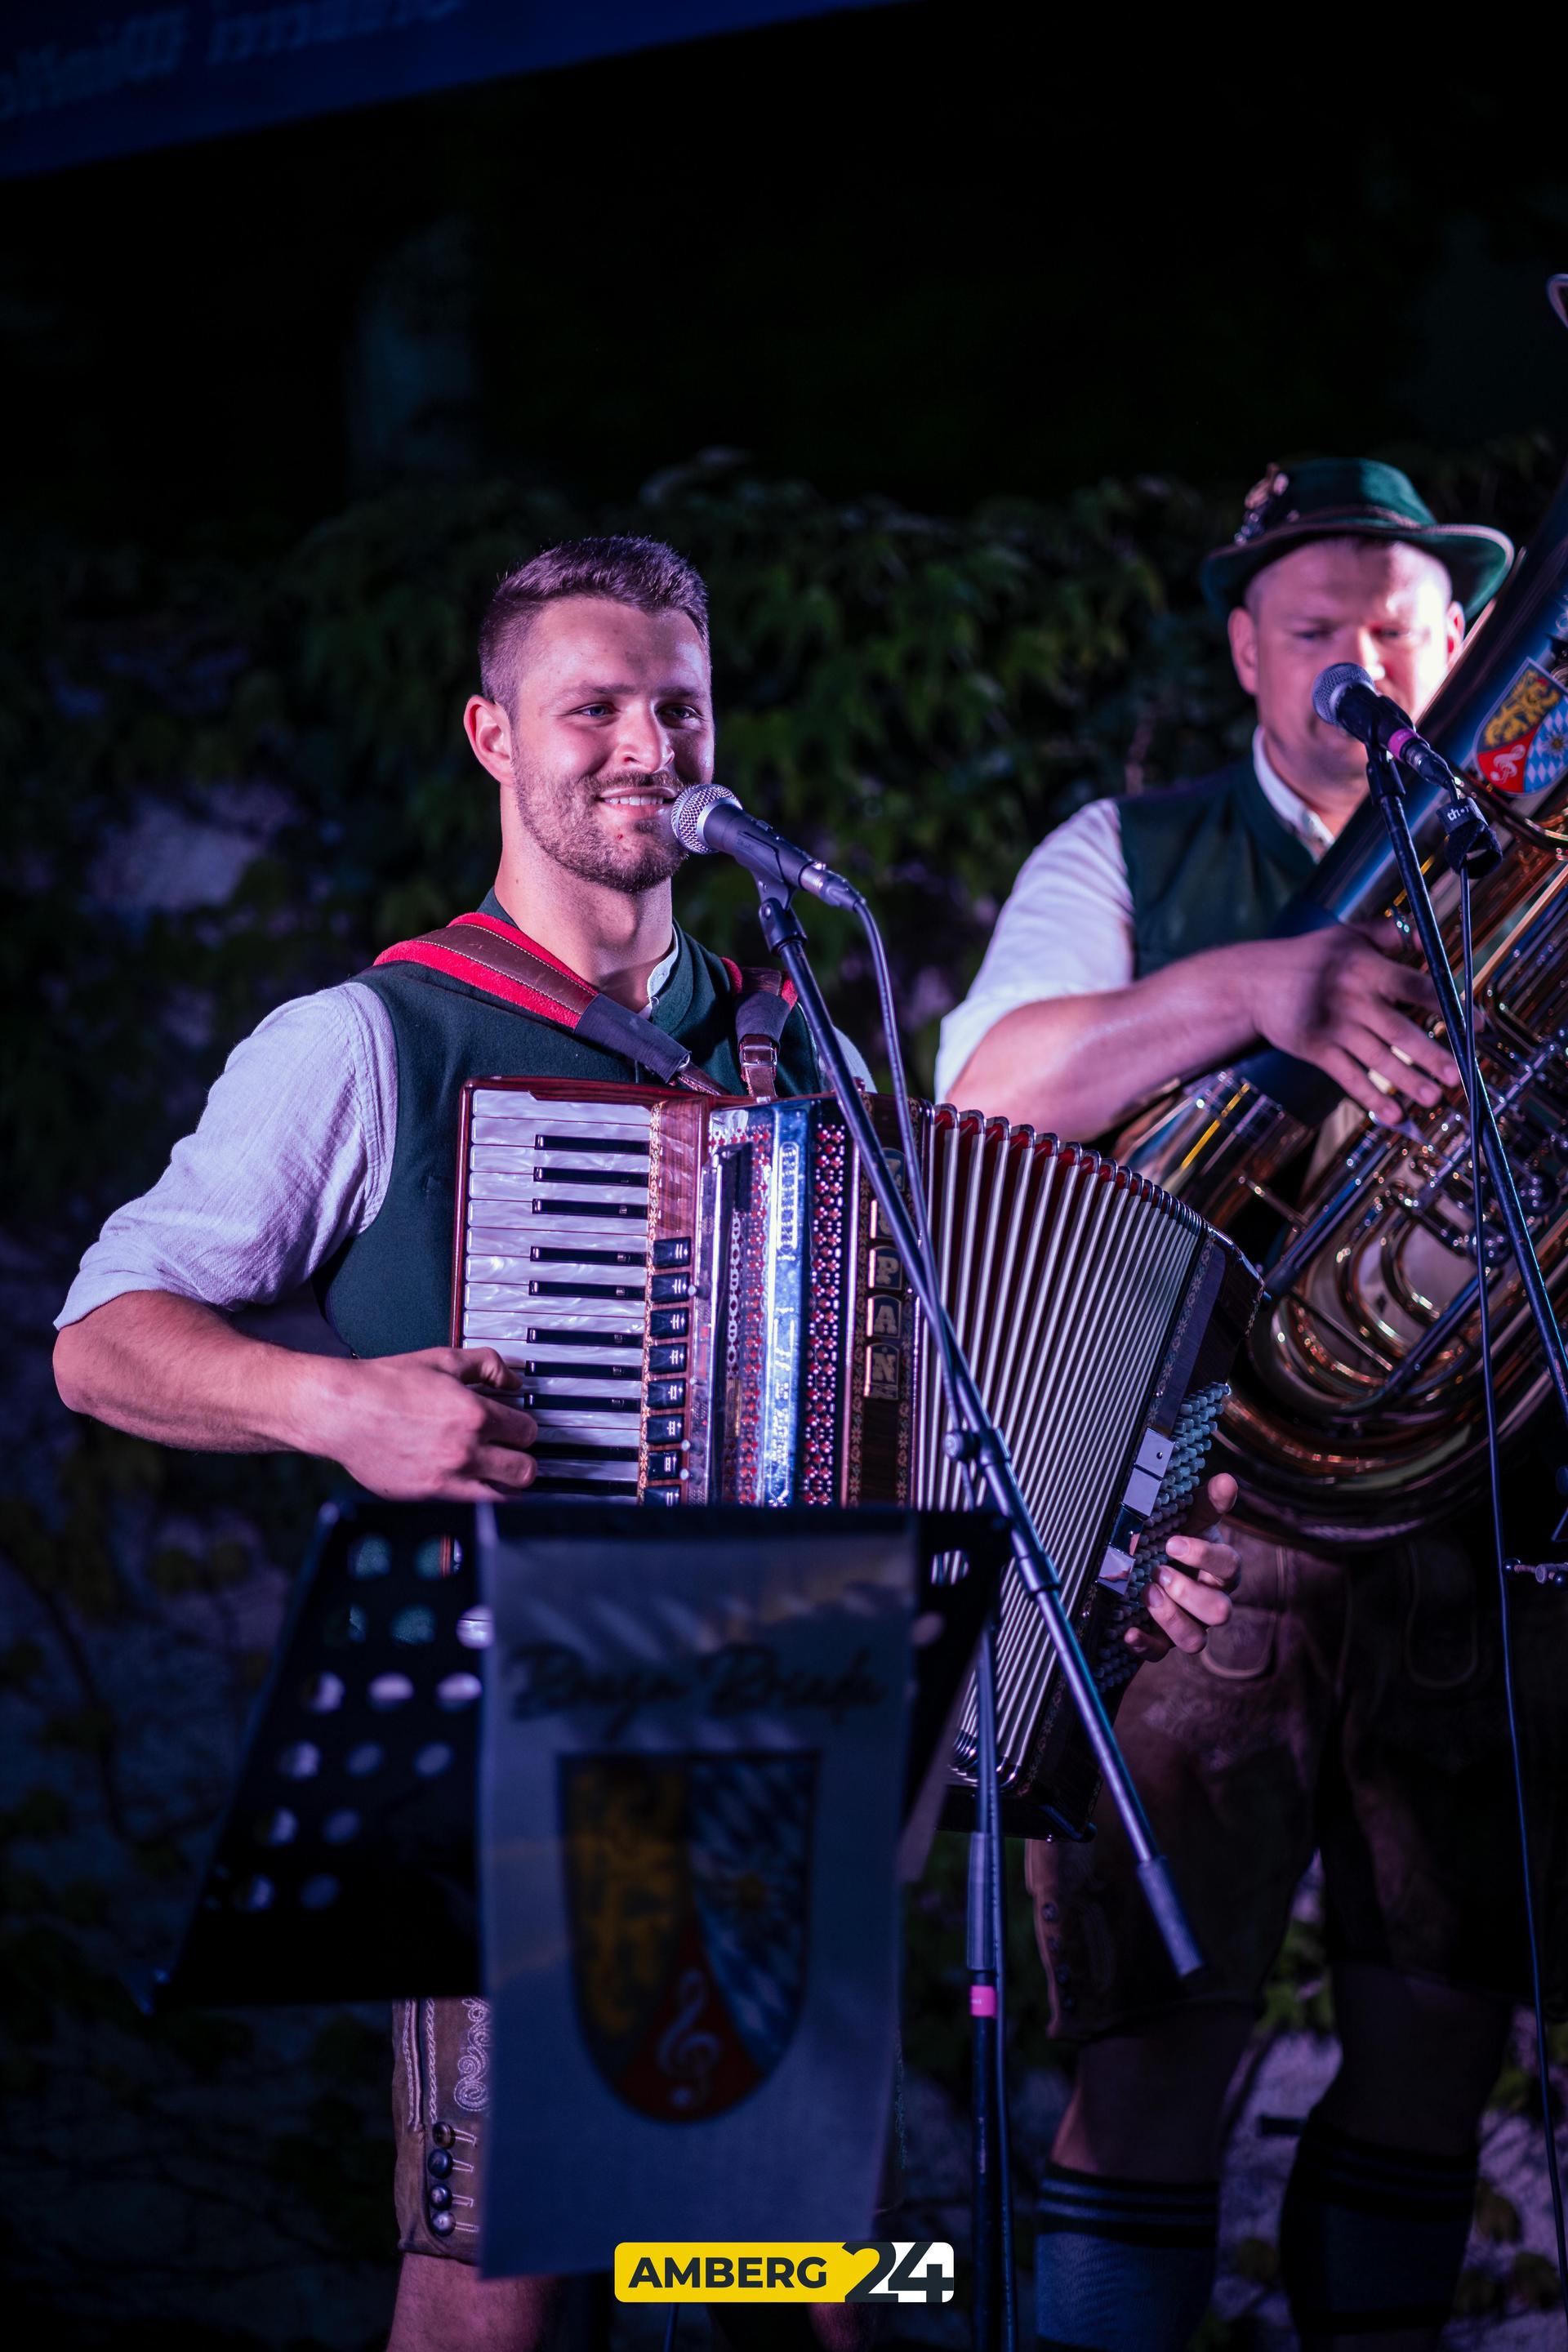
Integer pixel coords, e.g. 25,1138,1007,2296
666,784,862,909
1312,662,1462,795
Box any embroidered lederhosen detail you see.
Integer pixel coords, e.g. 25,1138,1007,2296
453,1996,490,2114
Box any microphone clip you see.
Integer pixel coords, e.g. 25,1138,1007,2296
1437,791,1503,880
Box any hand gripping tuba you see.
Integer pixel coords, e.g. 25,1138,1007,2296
1115,447,1568,1543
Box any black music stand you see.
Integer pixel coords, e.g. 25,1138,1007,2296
153,1499,1009,2007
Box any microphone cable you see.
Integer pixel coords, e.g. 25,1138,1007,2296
1459,870,1568,2321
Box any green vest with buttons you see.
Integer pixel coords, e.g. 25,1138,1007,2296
1115,757,1318,979
319,898,822,1359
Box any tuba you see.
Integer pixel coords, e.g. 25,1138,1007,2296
1115,447,1568,1544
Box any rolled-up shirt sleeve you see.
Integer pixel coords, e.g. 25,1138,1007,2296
56,983,395,1329
933,800,1135,1103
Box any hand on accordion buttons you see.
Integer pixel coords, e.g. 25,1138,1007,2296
1125,1472,1241,1660
315,1344,538,1502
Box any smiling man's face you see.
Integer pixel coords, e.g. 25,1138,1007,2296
486,595,715,893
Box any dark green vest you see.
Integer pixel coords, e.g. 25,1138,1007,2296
1116,757,1318,978
322,903,822,1358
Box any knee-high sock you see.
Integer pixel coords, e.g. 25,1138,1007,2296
1035,2162,1219,2352
1280,2114,1477,2338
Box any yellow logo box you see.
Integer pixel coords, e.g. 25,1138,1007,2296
615,2242,956,2304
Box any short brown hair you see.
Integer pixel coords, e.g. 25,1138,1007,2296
479,535,710,709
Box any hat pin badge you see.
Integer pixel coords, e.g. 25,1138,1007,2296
1233,464,1293,546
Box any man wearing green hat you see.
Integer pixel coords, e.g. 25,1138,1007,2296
938,459,1521,2352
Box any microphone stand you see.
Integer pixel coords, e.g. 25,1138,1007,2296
1360,749,1568,2324
751,884,1206,1980
1360,746,1568,1438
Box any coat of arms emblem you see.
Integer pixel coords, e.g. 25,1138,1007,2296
559,1751,817,2122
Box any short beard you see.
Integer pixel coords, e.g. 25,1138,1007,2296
509,764,687,894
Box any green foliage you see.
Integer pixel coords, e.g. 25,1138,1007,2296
1255,1902,1334,2040
1486,2018,1568,2118
1227,2234,1280,2286
1454,2266,1506,2317
1509,2249,1564,2310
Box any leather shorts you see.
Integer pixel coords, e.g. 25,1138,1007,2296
392,1996,492,2259
1027,1520,1568,2035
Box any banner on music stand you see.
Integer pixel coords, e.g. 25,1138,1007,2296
476,1513,913,2277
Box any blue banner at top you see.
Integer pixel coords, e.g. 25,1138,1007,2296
0,1,884,180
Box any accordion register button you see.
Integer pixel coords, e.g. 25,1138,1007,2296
647,1380,687,1411
648,1343,688,1374
652,1237,693,1268
649,1273,691,1303
648,1307,690,1339
646,1414,684,1444
644,1484,683,1507
645,1449,684,1479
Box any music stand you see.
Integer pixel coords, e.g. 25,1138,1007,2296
153,1499,1009,2007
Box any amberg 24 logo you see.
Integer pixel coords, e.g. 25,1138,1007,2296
616,2240,956,2303
844,2242,956,2304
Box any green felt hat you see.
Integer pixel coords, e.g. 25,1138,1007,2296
1200,457,1514,621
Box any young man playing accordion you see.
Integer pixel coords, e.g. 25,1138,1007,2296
940,460,1565,2352
53,534,1236,2352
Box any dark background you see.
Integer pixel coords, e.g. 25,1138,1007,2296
5,5,1567,550
6,9,1568,2345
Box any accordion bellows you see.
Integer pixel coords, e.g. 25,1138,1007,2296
455,1080,1257,1820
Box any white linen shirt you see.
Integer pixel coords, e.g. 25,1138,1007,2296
57,945,873,1330
933,730,1333,1102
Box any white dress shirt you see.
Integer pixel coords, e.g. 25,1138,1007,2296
57,947,872,1331
933,730,1333,1102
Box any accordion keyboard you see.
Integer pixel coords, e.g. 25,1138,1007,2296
457,1087,695,1501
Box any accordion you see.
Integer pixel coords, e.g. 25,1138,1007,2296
454,1079,1258,1825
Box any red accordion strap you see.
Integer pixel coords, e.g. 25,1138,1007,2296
374,913,793,1099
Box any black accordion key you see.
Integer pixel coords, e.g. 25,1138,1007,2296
531,1198,644,1221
